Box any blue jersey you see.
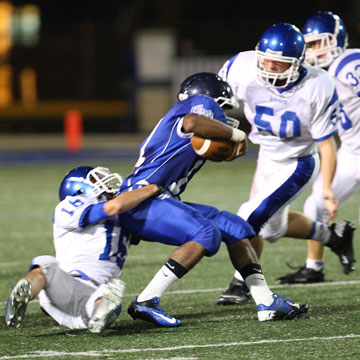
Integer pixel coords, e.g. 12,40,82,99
118,94,255,256
120,95,227,196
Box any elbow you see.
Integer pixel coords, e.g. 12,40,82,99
104,201,124,216
113,203,125,214
182,114,198,132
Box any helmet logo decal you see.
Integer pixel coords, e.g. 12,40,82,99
265,48,283,56
68,176,85,182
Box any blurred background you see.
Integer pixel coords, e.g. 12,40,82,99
0,0,359,157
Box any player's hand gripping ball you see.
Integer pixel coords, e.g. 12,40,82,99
191,135,235,162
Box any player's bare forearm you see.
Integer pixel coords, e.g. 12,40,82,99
104,184,161,215
182,114,233,139
317,137,338,219
183,114,246,144
323,188,338,220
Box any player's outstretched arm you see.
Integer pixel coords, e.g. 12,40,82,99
104,184,163,216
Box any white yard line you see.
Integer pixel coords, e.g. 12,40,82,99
1,279,360,307
0,254,169,268
166,279,360,294
0,335,359,359
0,262,25,268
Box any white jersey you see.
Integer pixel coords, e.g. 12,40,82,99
219,51,338,162
328,48,360,154
53,195,130,285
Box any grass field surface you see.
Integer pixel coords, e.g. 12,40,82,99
0,156,359,359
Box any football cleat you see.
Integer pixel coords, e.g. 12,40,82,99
5,279,33,328
128,296,180,327
257,294,309,321
88,278,125,334
217,278,251,305
276,265,324,284
327,220,356,274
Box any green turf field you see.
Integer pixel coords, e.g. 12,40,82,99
1,158,359,359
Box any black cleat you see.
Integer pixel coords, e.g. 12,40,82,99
217,278,251,305
327,220,356,274
276,265,324,284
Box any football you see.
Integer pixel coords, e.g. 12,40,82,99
191,135,235,162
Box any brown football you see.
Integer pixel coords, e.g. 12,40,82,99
191,135,235,162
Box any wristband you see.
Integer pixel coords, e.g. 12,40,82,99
230,128,246,143
152,184,165,198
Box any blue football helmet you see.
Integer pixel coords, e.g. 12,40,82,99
178,72,239,127
256,23,306,89
59,166,123,201
303,11,348,68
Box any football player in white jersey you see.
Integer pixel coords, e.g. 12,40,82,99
217,23,355,305
5,166,163,333
277,12,359,284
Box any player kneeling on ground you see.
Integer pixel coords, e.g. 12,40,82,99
5,166,163,333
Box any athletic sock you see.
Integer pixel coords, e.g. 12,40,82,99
239,263,273,306
137,259,187,303
308,221,331,244
233,270,244,282
306,258,324,272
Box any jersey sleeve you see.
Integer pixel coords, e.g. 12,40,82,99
218,54,238,83
54,196,108,230
308,74,339,142
176,95,227,138
329,50,360,97
218,51,256,102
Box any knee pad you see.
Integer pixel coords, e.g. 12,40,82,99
30,255,57,271
304,193,329,223
213,211,256,245
261,221,287,243
191,219,222,256
30,255,59,283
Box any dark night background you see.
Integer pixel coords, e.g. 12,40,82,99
2,0,360,133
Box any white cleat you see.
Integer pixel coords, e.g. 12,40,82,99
88,278,125,334
5,279,33,328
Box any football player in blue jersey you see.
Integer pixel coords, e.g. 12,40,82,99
277,12,360,284
5,166,163,333
216,23,355,305
120,72,310,326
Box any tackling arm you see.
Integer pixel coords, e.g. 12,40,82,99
316,136,338,220
104,184,163,216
